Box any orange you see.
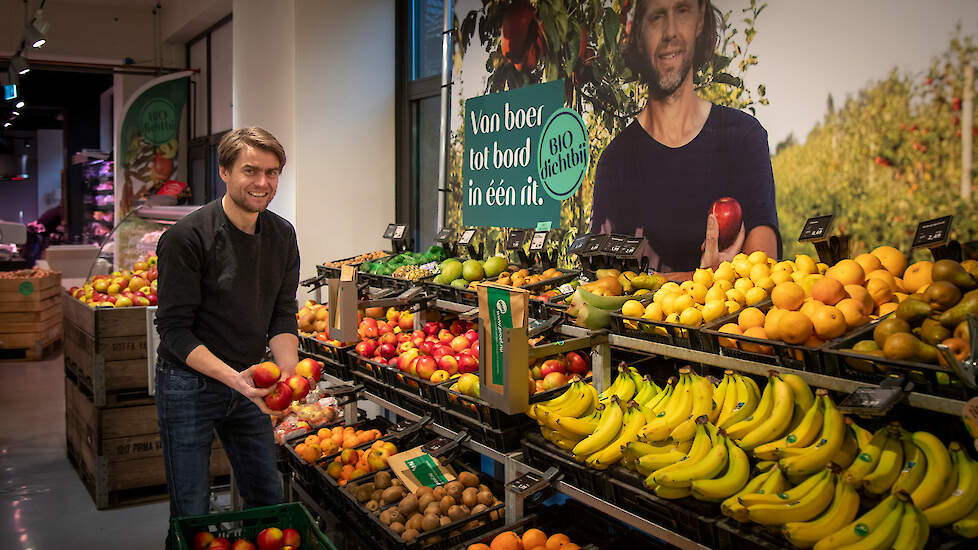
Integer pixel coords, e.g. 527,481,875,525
779,311,814,344
545,534,571,550
317,427,331,439
800,299,824,320
468,545,491,550
865,269,897,291
490,531,523,550
742,326,774,354
803,334,827,348
853,253,883,274
844,285,874,315
870,245,907,277
826,259,865,286
903,261,933,293
560,545,580,550
865,278,894,306
810,277,846,306
836,298,870,330
305,434,320,445
299,443,321,464
812,305,847,340
718,323,744,348
764,308,786,341
521,529,547,549
771,282,806,311
738,307,766,330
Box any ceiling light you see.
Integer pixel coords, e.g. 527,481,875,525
11,111,19,116
25,25,45,48
3,122,11,128
15,101,24,109
10,55,29,76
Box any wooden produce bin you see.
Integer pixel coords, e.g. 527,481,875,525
65,374,231,509
0,269,62,360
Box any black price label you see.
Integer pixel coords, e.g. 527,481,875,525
617,236,645,258
601,234,629,255
506,230,525,250
383,223,397,239
529,230,548,252
458,229,476,245
584,234,608,255
435,228,453,242
912,216,953,249
798,215,834,242
568,235,590,254
506,472,542,494
392,224,408,240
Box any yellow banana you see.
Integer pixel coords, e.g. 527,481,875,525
653,483,692,500
552,433,584,451
640,372,693,442
536,381,585,417
952,503,978,538
710,373,731,424
737,375,797,450
731,465,790,523
644,420,711,487
739,469,831,507
747,471,837,526
636,446,689,476
850,419,874,449
607,366,636,404
780,394,846,477
829,498,905,550
891,433,926,496
753,390,825,460
655,433,730,488
780,372,815,411
937,452,960,505
553,408,600,438
669,372,716,441
621,440,671,470
571,396,623,459
862,423,904,495
529,380,579,413
812,494,901,550
756,460,777,472
830,423,860,470
725,375,776,440
550,384,594,419
742,374,762,401
891,501,928,550
782,476,861,549
909,431,952,510
586,404,647,469
597,369,625,400
721,466,777,518
646,376,676,413
691,437,750,502
843,424,889,485
923,442,978,527
716,372,748,427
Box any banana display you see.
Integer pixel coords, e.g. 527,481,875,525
525,363,978,548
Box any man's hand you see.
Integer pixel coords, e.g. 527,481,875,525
234,364,284,416
700,214,746,269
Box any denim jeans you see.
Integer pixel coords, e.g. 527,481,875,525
155,356,283,522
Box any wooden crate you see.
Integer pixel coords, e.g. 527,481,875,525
64,375,231,509
0,272,62,360
0,270,61,311
64,320,151,407
63,289,147,339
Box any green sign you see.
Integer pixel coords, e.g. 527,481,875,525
537,108,590,200
462,80,565,228
535,221,552,231
139,98,178,145
486,286,514,384
404,455,449,488
18,281,33,296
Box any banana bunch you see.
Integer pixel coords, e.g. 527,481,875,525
638,367,717,443
812,493,928,550
642,416,724,499
776,391,848,480
738,467,840,527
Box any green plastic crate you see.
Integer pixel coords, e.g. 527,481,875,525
169,502,337,550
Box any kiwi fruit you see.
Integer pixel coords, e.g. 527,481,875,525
365,500,379,512
470,504,487,515
387,509,404,525
477,490,493,506
391,478,403,487
445,481,464,501
398,494,419,516
379,509,393,525
458,471,480,488
356,486,373,503
439,516,452,527
461,490,478,508
439,495,455,515
421,514,440,532
389,522,405,535
416,486,434,498
405,513,423,531
432,486,446,500
371,489,384,502
447,505,468,522
374,471,392,489
381,487,403,504
424,502,441,516
418,494,435,513
401,529,419,542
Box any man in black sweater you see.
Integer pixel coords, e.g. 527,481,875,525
154,127,299,523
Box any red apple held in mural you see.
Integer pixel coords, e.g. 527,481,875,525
709,197,743,250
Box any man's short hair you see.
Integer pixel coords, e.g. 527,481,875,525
623,0,720,82
217,127,287,172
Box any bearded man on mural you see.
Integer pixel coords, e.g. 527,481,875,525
590,0,780,279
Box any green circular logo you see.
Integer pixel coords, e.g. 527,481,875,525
536,108,589,201
858,452,872,462
140,98,177,145
18,281,34,295
786,434,797,444
854,523,869,537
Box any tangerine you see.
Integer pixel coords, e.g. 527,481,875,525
738,307,766,331
779,311,813,344
490,531,523,550
826,259,865,286
545,533,571,550
870,246,907,277
853,253,882,274
521,529,547,549
771,282,805,311
812,305,847,340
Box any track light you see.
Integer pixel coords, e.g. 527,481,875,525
10,55,29,76
3,122,11,128
11,111,19,116
26,9,49,48
15,101,24,109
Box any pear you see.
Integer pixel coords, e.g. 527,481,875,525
916,317,951,345
883,332,939,363
923,280,962,311
894,298,931,324
874,317,911,349
938,289,978,328
932,259,977,291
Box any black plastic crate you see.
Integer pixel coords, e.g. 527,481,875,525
713,517,786,550
349,352,390,382
821,321,972,399
455,500,616,550
318,252,391,278
380,361,448,404
360,271,427,291
298,341,355,380
353,370,393,402
609,311,709,352
519,431,613,501
435,378,536,431
385,382,436,419
283,417,393,493
439,406,531,452
504,267,581,293
608,467,718,547
422,279,481,306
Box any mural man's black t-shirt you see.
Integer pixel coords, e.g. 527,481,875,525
590,104,780,272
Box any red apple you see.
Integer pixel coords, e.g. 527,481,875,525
208,538,231,550
470,342,479,357
432,346,449,362
145,268,158,281
415,356,438,380
565,351,589,376
540,358,567,377
449,320,466,336
438,329,454,344
464,329,479,345
396,332,411,344
128,275,148,292
398,349,420,371
412,330,426,340
252,362,281,388
286,374,311,402
438,355,459,375
397,341,416,354
411,335,425,348
709,196,743,250
418,340,435,356
264,382,293,411
295,358,323,381
378,343,396,360
542,371,568,390
423,321,440,336
451,335,471,353
133,296,151,306
361,317,378,330
377,321,392,336
193,532,216,550
355,340,377,358
231,541,256,550
408,356,421,375
148,294,158,306
281,528,301,548
457,354,479,374
399,315,414,331
377,332,397,347
388,357,400,367
256,527,284,550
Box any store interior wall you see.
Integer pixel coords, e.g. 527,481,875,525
35,129,62,216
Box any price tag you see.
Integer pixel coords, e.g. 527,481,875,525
558,283,575,294
583,234,608,255
420,262,438,272
798,215,835,242
435,228,453,242
383,223,397,239
912,216,953,249
617,236,645,258
568,235,590,254
528,230,548,252
600,234,629,255
392,224,408,240
535,221,552,231
458,229,476,245
506,229,526,250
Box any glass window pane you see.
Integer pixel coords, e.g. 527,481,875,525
411,0,444,80
411,96,441,250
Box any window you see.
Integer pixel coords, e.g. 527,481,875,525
186,15,232,204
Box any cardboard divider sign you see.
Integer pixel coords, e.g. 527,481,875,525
387,445,456,492
477,282,530,414
327,265,358,344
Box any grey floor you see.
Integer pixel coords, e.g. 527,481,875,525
0,353,170,549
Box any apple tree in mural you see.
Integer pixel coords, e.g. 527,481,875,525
448,0,769,266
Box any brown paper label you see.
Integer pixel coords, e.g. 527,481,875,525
387,445,456,493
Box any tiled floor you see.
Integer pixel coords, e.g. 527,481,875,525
0,353,170,549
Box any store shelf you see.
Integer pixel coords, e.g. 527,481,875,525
556,325,967,416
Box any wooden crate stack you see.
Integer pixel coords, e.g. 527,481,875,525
0,268,62,360
63,294,231,509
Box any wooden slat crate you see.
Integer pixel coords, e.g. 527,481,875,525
63,289,147,339
0,270,63,360
64,320,151,407
65,375,231,509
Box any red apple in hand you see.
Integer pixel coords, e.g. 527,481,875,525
282,528,301,548
565,351,589,376
709,197,743,250
286,374,311,402
252,362,281,388
264,382,293,411
295,358,322,381
256,527,284,550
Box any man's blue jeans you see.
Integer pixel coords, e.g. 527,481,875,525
155,357,283,520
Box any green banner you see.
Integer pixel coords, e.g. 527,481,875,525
486,285,514,385
462,80,565,228
405,455,449,488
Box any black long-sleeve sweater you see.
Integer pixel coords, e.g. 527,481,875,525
155,199,299,371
